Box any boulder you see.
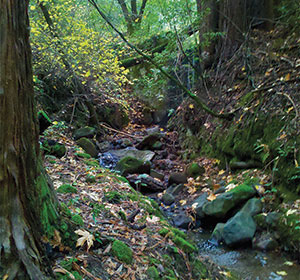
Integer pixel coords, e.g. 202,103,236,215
73,126,96,140
241,198,262,217
150,170,164,181
116,156,151,176
192,193,209,219
222,211,256,247
166,184,185,196
202,183,256,219
173,213,193,229
185,163,205,178
211,223,225,243
77,137,98,158
108,148,155,162
168,172,188,186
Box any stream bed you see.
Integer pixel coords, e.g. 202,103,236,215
192,231,300,280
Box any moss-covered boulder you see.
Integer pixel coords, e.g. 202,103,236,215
115,156,151,176
202,183,257,218
136,133,164,150
168,172,188,186
185,163,205,178
57,184,77,194
73,126,96,140
111,240,133,264
77,137,98,158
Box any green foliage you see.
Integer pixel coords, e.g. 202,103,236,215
71,214,84,226
103,191,124,204
277,0,300,32
146,266,160,280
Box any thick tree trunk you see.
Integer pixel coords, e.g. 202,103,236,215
0,1,59,279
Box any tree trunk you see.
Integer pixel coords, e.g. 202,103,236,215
0,1,59,279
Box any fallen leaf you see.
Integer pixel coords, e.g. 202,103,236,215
285,73,291,81
207,193,217,201
276,271,287,276
283,261,293,266
179,200,187,206
75,229,95,250
286,209,297,216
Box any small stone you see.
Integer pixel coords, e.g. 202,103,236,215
211,223,225,243
173,213,193,229
77,137,98,158
185,163,205,178
252,233,278,251
168,172,187,186
162,193,175,206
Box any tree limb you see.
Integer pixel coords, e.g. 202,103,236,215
87,0,234,120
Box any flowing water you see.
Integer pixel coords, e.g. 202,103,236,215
193,231,300,280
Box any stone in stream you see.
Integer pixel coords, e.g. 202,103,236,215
108,148,155,162
222,211,256,247
73,126,96,140
115,156,151,176
192,193,209,219
172,213,193,229
168,172,188,186
202,183,257,219
212,198,262,247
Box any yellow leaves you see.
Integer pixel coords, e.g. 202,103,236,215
286,106,294,113
75,229,95,250
285,73,291,81
218,169,225,175
207,193,217,201
276,271,288,276
30,5,36,11
179,200,187,206
188,104,194,109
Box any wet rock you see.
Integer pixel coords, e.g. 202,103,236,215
127,174,165,193
136,133,164,150
211,223,225,243
141,107,153,125
150,170,164,181
146,126,160,135
252,233,279,251
77,137,98,158
108,148,155,162
214,186,227,195
162,192,175,205
202,183,256,219
168,172,188,186
185,163,205,179
222,211,256,247
73,126,96,140
265,211,281,228
116,156,151,176
98,152,119,169
173,213,193,229
120,138,133,148
192,193,209,219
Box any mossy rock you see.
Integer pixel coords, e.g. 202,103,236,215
115,156,151,176
71,214,84,226
173,236,196,253
185,163,205,178
146,266,160,280
73,126,96,140
111,240,133,264
57,184,77,194
77,137,98,158
41,139,66,158
75,152,91,159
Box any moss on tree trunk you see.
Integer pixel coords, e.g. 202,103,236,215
0,1,62,279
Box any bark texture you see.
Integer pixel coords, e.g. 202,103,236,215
0,1,58,279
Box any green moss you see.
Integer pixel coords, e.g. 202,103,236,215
146,266,160,280
118,210,127,221
84,159,100,167
173,236,196,253
57,184,78,194
111,240,133,264
86,175,96,183
191,258,209,279
171,228,187,239
159,228,170,237
75,152,91,159
116,156,150,175
60,203,72,217
72,214,84,226
104,191,124,204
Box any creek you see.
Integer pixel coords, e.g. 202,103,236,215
189,231,300,280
